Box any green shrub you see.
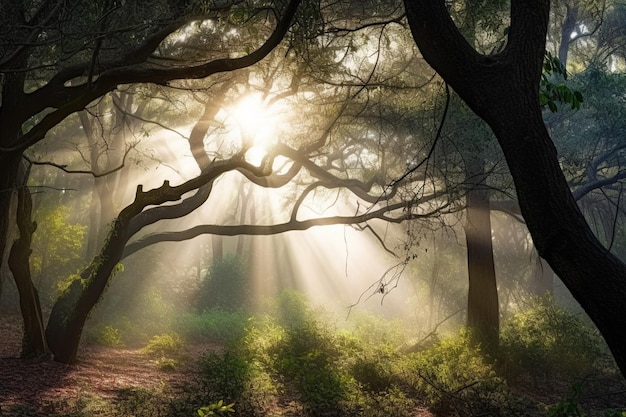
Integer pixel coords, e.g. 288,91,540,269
95,325,124,347
192,292,421,417
350,344,398,393
154,357,179,371
500,297,604,380
142,333,184,358
176,309,248,343
197,400,235,416
196,255,250,312
355,386,417,417
396,330,542,416
343,309,407,348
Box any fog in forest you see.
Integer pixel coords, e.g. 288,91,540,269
1,1,626,416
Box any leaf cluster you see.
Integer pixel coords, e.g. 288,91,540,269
540,52,584,112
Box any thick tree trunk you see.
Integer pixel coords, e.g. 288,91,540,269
493,103,626,375
7,160,50,358
47,158,245,363
404,0,626,376
464,157,499,350
47,213,131,363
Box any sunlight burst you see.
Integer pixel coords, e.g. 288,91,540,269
229,94,281,166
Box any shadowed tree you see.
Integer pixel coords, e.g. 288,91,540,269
403,0,626,376
0,0,302,276
1,0,303,361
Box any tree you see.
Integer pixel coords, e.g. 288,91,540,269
1,0,303,361
403,0,626,376
0,0,302,275
447,1,509,350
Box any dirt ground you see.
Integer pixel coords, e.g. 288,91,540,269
0,313,204,414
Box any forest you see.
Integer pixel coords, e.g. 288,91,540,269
1,0,626,416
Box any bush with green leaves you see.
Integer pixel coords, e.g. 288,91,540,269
198,351,252,407
395,329,543,417
141,333,185,370
30,204,87,305
142,333,184,357
94,325,124,347
176,309,248,343
196,255,250,312
194,291,419,417
500,297,605,380
197,400,235,416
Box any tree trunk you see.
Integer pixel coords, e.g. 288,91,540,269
0,153,22,282
464,157,499,350
493,102,626,375
46,159,241,363
7,160,50,358
47,214,131,363
404,0,626,376
558,4,578,70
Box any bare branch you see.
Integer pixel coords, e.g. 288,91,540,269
23,142,137,178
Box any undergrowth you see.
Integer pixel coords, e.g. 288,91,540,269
7,292,623,417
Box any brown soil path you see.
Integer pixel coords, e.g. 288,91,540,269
0,313,204,414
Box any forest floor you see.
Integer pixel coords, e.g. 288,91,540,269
0,313,218,416
0,314,435,416
2,312,625,417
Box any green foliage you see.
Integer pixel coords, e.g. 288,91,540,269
154,357,179,371
198,351,251,403
94,325,124,347
31,205,87,303
141,333,184,358
393,329,546,416
196,255,250,312
176,309,248,343
341,309,407,348
500,297,604,379
103,288,176,347
412,329,497,389
194,291,420,417
194,292,626,416
141,333,185,371
197,400,235,416
350,343,398,393
540,52,584,112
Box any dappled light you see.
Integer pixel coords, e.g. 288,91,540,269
2,0,626,416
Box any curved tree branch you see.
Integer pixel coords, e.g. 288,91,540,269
11,0,302,152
